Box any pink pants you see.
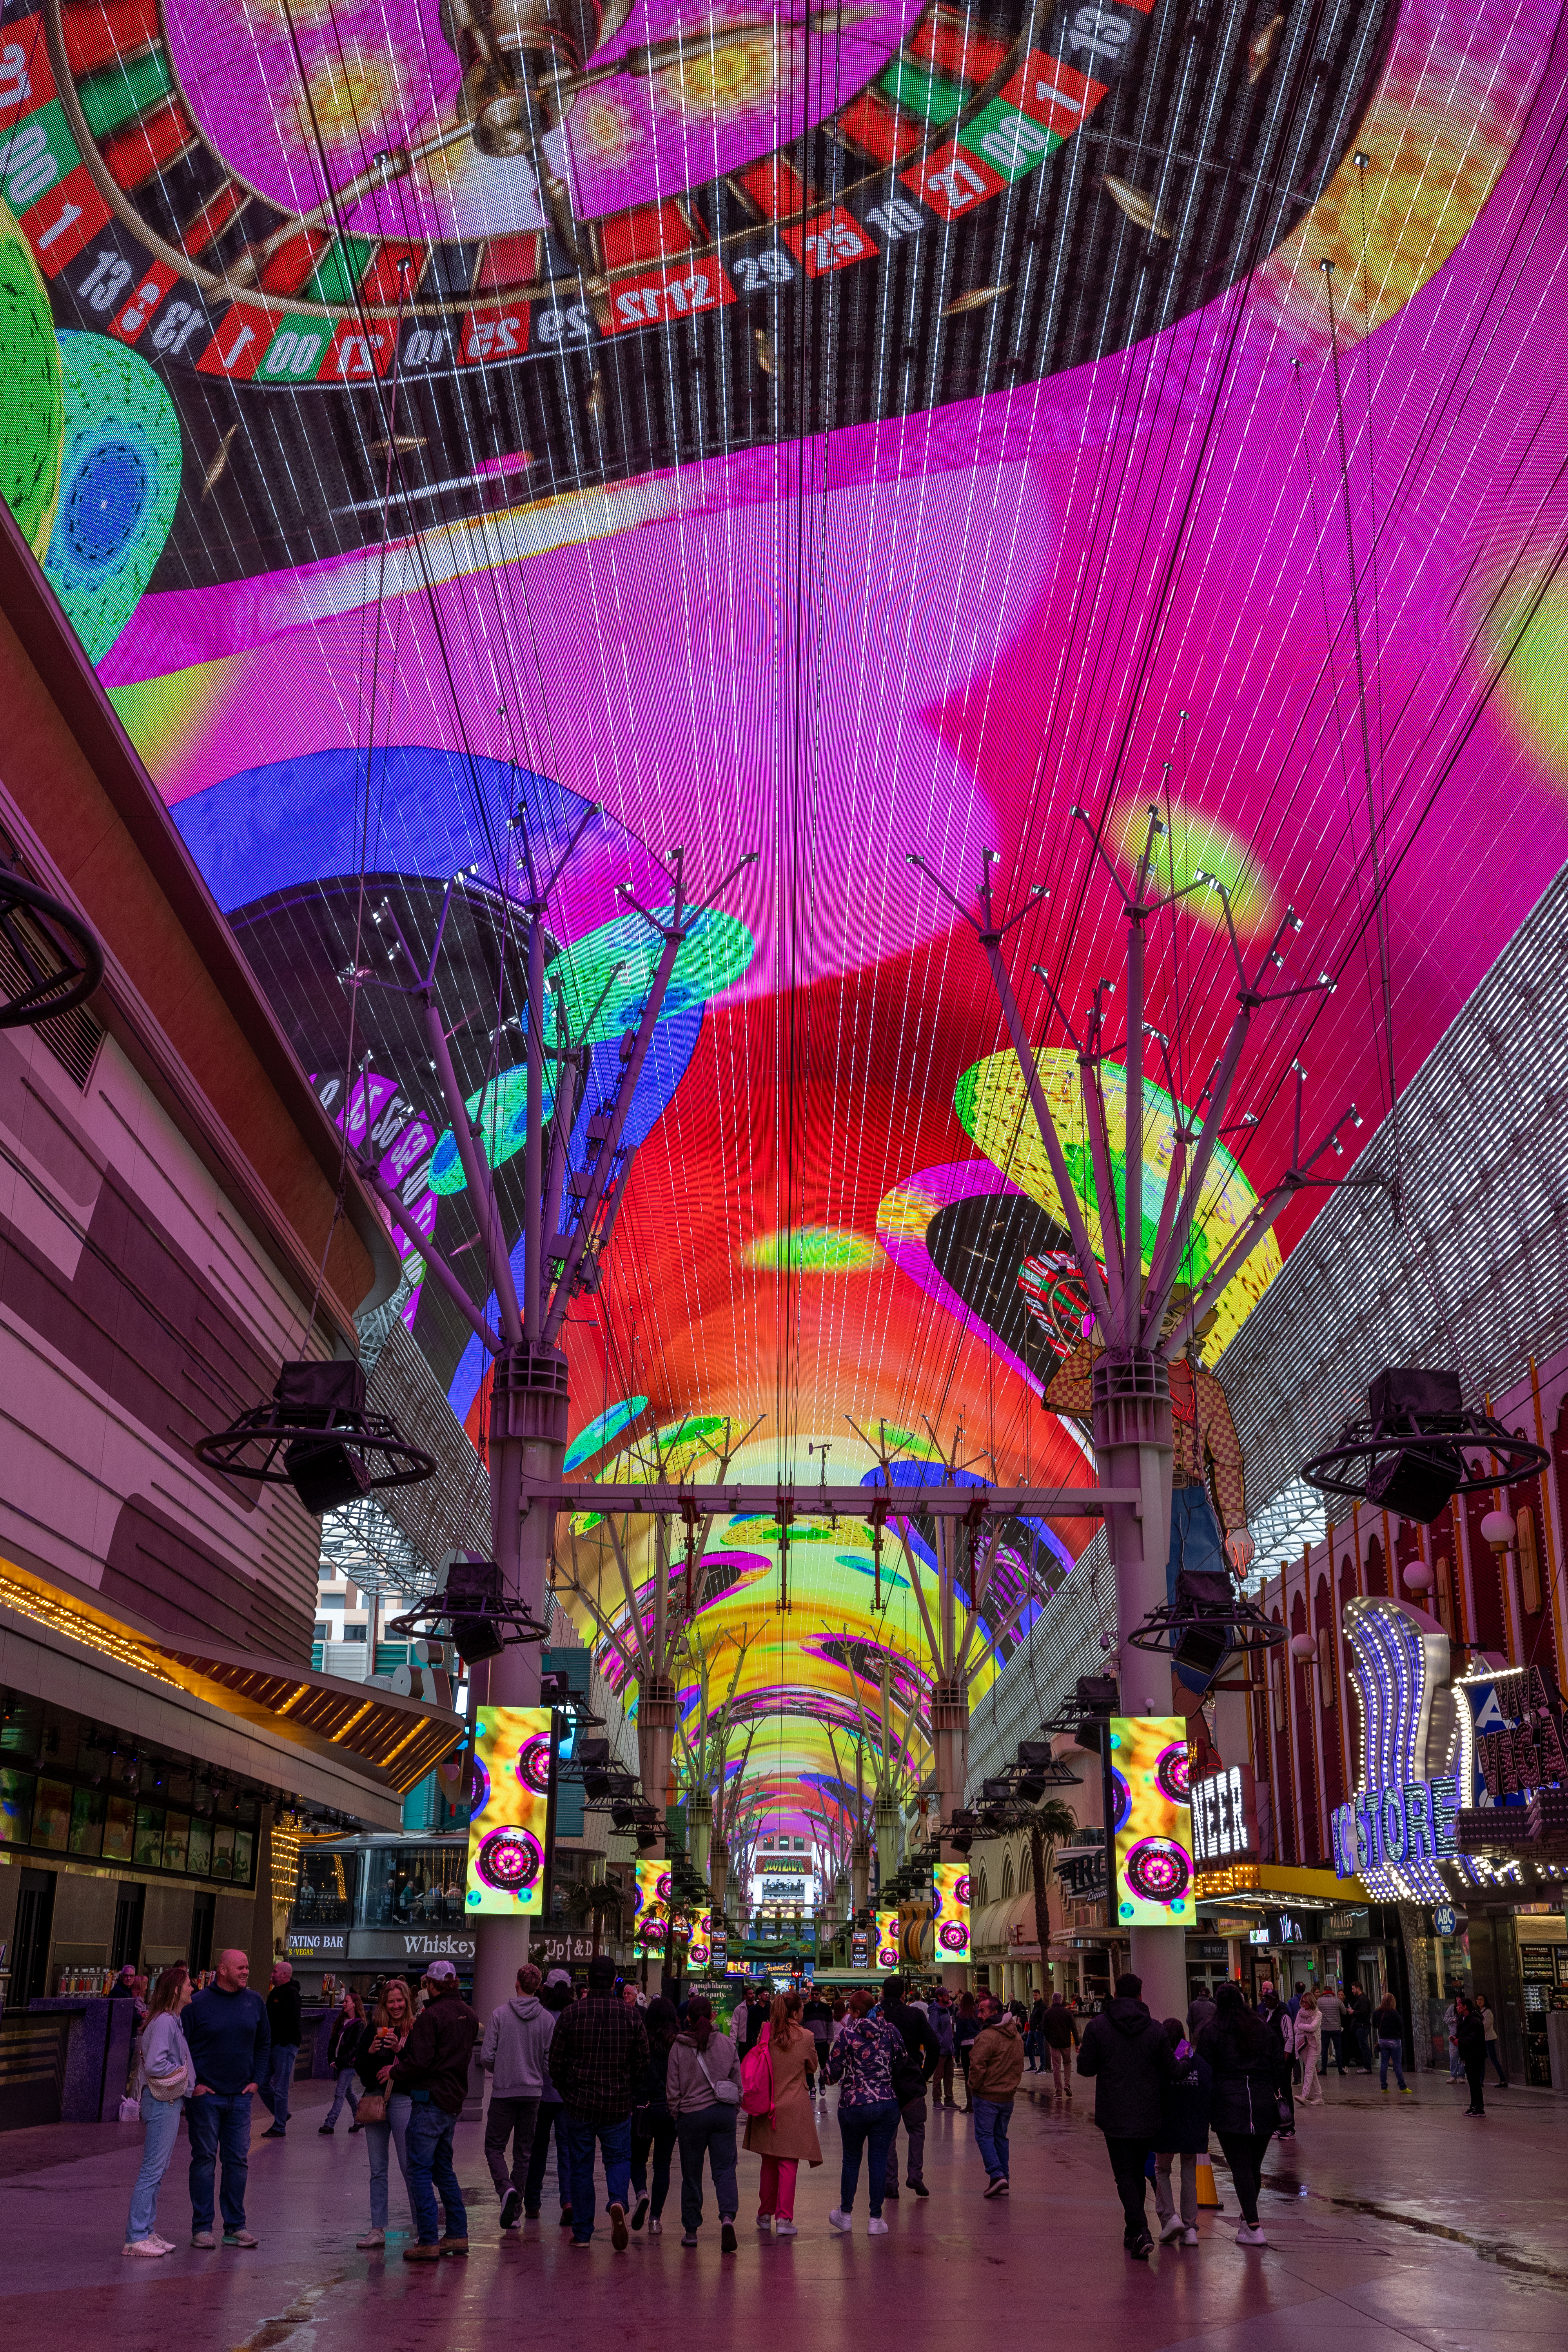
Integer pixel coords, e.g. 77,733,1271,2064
759,2156,798,2220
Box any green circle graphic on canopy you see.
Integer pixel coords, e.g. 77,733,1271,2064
428,1062,556,1195
45,332,181,662
741,1226,882,1272
564,1394,649,1473
954,1047,1280,1359
0,201,64,560
554,906,754,1044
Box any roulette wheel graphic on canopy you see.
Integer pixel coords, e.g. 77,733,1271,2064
14,0,1397,579
475,1822,544,1893
1121,1835,1191,1908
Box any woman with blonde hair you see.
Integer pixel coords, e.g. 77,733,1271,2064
744,1989,822,2236
354,1977,416,2249
1296,1990,1325,2106
122,1965,194,2257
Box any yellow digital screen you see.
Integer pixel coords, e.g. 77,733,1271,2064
464,1706,553,1916
687,1908,713,1969
932,1863,971,1962
1110,1717,1194,1927
633,1859,671,1955
874,1907,900,1969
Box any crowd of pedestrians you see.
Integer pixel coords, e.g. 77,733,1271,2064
114,1950,1503,2265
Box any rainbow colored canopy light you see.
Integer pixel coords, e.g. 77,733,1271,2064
954,1048,1281,1357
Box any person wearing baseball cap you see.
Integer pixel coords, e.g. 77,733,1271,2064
392,1960,479,2262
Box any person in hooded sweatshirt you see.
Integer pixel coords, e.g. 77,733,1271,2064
1075,1971,1176,2259
1153,2017,1212,2247
481,1962,558,2231
965,1992,1025,2196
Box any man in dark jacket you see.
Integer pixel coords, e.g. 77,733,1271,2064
546,1952,650,2248
1076,1971,1176,2258
1348,1983,1374,2072
184,1949,270,2248
393,1959,481,2260
258,1960,303,2138
880,1976,941,2199
1042,1994,1079,2098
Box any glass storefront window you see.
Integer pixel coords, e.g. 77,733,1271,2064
103,1792,136,1862
69,1786,105,1857
295,1848,354,1924
0,1769,34,1845
188,1817,213,1876
32,1777,71,1851
234,1829,254,1884
134,1805,166,1868
163,1813,191,1872
211,1822,236,1879
363,1842,468,1927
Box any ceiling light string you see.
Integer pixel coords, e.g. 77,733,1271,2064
1322,256,1401,1220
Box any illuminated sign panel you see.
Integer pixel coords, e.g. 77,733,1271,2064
931,1863,971,1962
464,1708,552,1917
633,1861,671,1956
1191,1764,1257,1867
874,1909,900,1969
1109,1718,1193,1927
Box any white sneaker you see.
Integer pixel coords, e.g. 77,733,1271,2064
867,2216,889,2236
756,2214,773,2232
1236,2224,1268,2247
648,2217,662,2236
776,2220,798,2237
1183,2227,1200,2248
1159,2218,1183,2244
356,2229,385,2249
828,2208,853,2232
123,2238,168,2258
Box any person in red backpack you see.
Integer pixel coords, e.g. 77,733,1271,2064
743,1992,822,2236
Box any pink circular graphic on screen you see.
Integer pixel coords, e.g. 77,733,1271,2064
167,0,923,243
1155,1744,1191,1806
1122,1837,1191,1907
515,1734,552,1795
475,1825,543,1891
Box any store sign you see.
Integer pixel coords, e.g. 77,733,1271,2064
532,1933,599,1966
287,1928,347,1957
1055,1846,1108,1900
1109,1717,1194,1927
1432,1906,1459,1938
849,1931,869,1969
1331,1597,1472,1899
1190,1764,1257,1867
1331,1776,1461,1877
1462,1667,1568,1798
349,1929,478,1963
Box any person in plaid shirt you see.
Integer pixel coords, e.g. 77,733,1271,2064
545,1956,650,2249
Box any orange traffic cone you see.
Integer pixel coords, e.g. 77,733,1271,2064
1196,2156,1223,2209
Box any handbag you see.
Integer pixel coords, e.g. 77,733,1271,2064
739,2024,775,2120
145,2060,192,2102
357,2090,389,2125
694,2048,740,2108
118,2094,142,2122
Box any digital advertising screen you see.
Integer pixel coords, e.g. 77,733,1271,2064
874,1908,900,1970
464,1707,554,1917
686,1909,713,1970
1109,1718,1194,1929
633,1860,672,1956
931,1864,972,1964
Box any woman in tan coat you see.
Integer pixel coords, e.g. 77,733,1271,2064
744,1992,822,2235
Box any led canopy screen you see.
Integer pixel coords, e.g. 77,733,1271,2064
1110,1718,1193,1929
465,1707,553,1916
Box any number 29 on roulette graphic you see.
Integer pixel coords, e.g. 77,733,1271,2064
465,1707,555,1916
1110,1718,1194,1928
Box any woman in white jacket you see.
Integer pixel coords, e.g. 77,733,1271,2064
123,1966,195,2257
1295,1991,1325,2106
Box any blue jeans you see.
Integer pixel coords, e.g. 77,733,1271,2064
364,2091,413,2230
1377,2038,1406,2090
973,2096,1012,2180
676,2105,738,2233
563,2110,632,2242
526,2100,570,2212
126,2089,183,2241
258,2045,298,2130
406,2098,466,2245
837,2098,898,2217
187,2090,252,2234
325,2066,360,2125
1486,2038,1508,2086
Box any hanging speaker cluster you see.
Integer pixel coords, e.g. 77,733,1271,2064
196,1359,435,1515
1301,1367,1548,1525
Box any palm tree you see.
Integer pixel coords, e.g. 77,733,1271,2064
565,1876,627,1958
1026,1798,1080,1989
